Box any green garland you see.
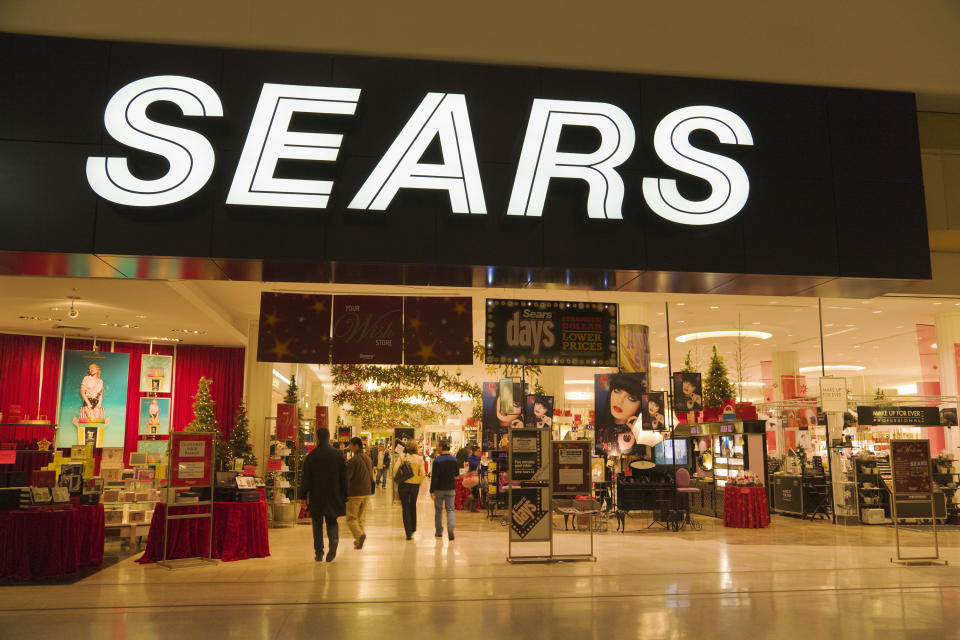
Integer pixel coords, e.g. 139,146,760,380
331,364,481,431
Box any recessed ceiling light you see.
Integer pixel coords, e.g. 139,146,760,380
651,362,667,368
676,303,685,306
170,328,206,335
710,306,719,309
932,343,938,349
675,330,772,343
872,310,881,314
49,307,62,312
135,314,147,319
678,320,685,324
934,302,942,305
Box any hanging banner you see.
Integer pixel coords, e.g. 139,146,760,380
890,439,932,495
509,486,550,542
672,372,703,413
332,295,403,364
315,406,329,430
618,324,650,374
56,350,130,448
819,377,847,414
524,395,554,429
138,397,171,436
276,403,298,440
484,299,617,367
482,381,521,450
403,297,473,365
856,406,941,426
595,373,646,455
169,432,212,488
139,354,173,393
552,441,592,494
256,292,332,364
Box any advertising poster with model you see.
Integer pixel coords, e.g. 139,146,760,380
139,397,171,436
673,372,703,413
56,350,130,448
594,373,646,455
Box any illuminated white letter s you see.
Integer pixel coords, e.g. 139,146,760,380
642,106,753,226
507,99,635,220
86,76,223,207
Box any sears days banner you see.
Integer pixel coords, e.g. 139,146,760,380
484,299,617,367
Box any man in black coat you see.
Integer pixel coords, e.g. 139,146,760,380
301,427,347,562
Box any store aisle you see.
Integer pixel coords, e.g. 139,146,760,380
3,485,960,639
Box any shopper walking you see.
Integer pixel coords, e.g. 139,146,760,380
455,443,470,468
377,448,390,489
345,437,373,550
430,440,458,540
394,440,425,540
300,427,347,563
368,444,380,493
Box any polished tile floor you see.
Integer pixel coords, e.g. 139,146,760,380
4,486,960,639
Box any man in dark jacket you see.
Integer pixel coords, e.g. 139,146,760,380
301,428,347,562
430,440,459,541
345,437,373,550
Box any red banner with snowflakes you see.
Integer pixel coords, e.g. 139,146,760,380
256,292,332,363
403,297,473,365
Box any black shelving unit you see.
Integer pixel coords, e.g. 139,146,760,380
854,458,890,523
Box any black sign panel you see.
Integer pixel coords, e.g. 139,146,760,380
485,299,617,366
0,33,929,281
856,406,942,426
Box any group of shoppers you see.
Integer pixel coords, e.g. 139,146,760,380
300,428,461,562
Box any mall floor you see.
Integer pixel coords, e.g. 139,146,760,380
4,488,960,640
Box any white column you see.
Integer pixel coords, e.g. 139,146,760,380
771,351,800,401
244,320,273,475
935,312,960,457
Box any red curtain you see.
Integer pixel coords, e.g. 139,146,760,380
112,342,175,465
39,337,63,422
172,346,245,440
0,334,44,421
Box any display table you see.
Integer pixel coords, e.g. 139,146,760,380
723,485,770,528
0,504,104,581
137,500,270,564
454,476,473,510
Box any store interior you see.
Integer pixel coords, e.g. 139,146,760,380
2,273,958,543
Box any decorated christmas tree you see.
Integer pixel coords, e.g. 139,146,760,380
185,376,229,468
703,345,736,409
283,374,299,405
229,402,257,467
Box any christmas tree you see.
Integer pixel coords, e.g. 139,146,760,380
681,351,698,373
283,374,299,405
185,376,229,468
703,345,736,409
229,402,257,467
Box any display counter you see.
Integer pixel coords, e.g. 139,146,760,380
0,503,104,581
772,474,804,515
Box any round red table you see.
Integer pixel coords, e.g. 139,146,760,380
723,485,770,528
137,500,270,563
0,503,104,581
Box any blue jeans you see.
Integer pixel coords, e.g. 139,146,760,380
433,490,456,534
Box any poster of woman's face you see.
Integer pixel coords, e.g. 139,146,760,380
139,397,171,436
525,395,554,429
673,372,703,413
594,373,646,456
642,392,666,430
56,350,130,448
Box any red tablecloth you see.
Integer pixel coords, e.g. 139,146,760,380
454,476,472,510
0,504,104,581
137,500,270,564
723,485,770,528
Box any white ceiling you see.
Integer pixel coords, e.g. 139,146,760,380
0,275,954,398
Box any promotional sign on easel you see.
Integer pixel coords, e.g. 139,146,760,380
160,431,216,569
888,439,948,566
508,427,552,559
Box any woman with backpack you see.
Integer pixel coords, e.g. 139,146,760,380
394,440,425,540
